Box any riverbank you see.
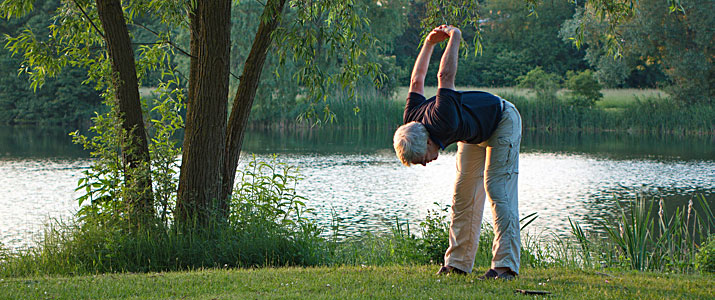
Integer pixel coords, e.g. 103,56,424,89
2,265,713,299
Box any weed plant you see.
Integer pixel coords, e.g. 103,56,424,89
695,236,715,273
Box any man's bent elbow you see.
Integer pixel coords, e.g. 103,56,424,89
438,71,455,81
410,78,424,91
438,71,456,88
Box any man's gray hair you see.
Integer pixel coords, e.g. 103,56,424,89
393,121,428,166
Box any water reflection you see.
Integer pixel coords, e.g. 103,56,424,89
258,152,714,239
0,126,87,159
0,125,713,250
523,131,715,161
241,127,715,238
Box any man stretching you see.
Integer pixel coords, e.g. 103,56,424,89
393,25,522,280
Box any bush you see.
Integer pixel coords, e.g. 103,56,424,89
565,70,603,106
517,67,561,101
695,236,715,273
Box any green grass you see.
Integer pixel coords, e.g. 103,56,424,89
597,89,669,108
2,265,713,299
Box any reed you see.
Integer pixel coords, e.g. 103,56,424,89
568,194,713,272
252,86,713,136
250,87,404,130
506,94,714,135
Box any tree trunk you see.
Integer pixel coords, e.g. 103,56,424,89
221,0,287,205
95,0,153,224
176,0,232,225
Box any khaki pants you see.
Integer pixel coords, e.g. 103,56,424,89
444,100,522,274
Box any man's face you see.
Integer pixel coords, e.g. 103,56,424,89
413,139,439,166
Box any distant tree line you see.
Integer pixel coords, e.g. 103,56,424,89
1,0,710,125
0,0,103,125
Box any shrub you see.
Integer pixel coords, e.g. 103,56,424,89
565,70,603,106
695,236,715,273
517,66,561,101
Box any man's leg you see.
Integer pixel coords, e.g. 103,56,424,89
443,142,487,273
484,101,522,276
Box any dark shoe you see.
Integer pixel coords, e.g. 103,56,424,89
477,269,499,280
497,270,518,281
436,266,450,275
436,265,468,276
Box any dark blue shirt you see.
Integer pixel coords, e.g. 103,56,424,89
403,88,503,149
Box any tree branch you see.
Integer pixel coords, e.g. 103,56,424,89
70,0,105,39
129,23,193,58
129,22,241,81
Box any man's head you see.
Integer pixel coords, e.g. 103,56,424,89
393,121,440,166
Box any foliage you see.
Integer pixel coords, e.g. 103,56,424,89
231,155,315,232
695,236,715,273
565,69,603,106
561,0,713,103
69,52,183,226
481,0,584,76
517,67,561,101
461,49,533,87
272,0,386,123
250,88,714,136
0,0,102,125
145,66,185,227
390,0,587,88
624,0,714,104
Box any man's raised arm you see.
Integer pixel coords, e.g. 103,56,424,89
409,26,449,96
436,26,461,91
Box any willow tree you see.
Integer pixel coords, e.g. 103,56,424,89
0,0,646,226
1,0,383,226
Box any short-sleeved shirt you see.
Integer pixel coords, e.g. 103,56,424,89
403,88,503,149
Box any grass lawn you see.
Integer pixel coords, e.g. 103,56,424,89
2,265,712,299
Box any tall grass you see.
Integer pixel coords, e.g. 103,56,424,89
506,94,714,135
255,86,713,136
568,194,713,272
250,87,404,129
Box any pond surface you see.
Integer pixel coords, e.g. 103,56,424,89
1,125,713,250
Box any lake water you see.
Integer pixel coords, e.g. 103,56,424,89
1,125,713,251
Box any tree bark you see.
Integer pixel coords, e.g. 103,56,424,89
95,0,153,223
176,0,232,225
221,0,287,205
